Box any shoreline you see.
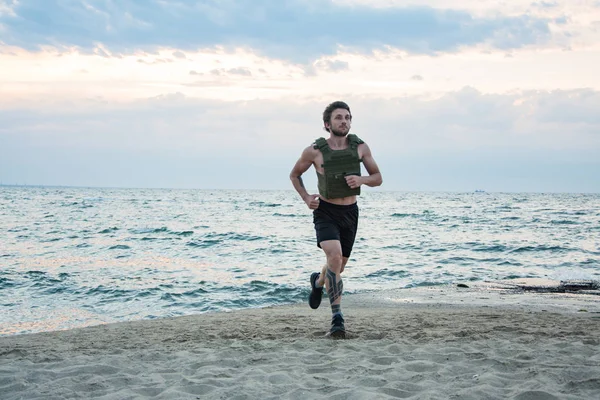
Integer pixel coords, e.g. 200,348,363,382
1,280,599,399
2,279,599,343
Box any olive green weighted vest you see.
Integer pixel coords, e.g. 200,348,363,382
314,134,364,199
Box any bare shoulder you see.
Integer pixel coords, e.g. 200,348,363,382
302,142,320,160
357,141,373,158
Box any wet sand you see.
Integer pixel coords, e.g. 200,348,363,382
1,279,599,399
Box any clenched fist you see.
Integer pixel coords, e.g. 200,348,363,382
304,194,320,209
345,175,363,189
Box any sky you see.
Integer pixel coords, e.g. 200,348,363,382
1,0,599,193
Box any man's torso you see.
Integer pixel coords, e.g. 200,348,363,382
311,139,365,205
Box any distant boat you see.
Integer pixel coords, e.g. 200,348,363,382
474,190,486,193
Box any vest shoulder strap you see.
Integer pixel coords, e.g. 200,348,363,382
313,137,330,154
347,134,364,148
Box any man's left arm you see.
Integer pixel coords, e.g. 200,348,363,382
346,143,382,189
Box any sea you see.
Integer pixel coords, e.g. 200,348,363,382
1,186,599,336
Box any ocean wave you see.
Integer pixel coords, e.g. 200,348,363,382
207,232,265,242
406,281,445,288
187,239,221,248
469,244,508,253
509,245,571,254
496,205,520,211
0,277,15,288
0,271,73,293
40,237,62,243
390,213,421,218
365,268,409,278
108,245,131,250
550,210,588,216
136,227,168,234
99,227,119,234
85,285,136,298
249,201,282,208
549,220,578,225
2,188,598,336
437,256,481,264
130,227,195,237
497,260,524,266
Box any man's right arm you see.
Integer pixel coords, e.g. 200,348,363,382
289,146,320,209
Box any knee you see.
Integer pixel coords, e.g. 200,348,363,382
340,259,348,274
327,253,343,273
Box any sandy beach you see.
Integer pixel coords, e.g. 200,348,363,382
1,279,599,399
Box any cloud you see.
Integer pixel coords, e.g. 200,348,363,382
553,16,569,24
1,89,599,192
94,46,112,58
225,67,253,76
136,57,174,65
411,75,424,81
3,88,599,151
0,0,555,63
533,1,559,9
208,67,252,77
0,0,18,17
527,89,600,125
314,60,350,72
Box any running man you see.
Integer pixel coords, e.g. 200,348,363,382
289,101,383,337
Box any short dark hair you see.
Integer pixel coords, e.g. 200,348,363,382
323,101,351,132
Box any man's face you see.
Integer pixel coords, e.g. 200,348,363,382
327,108,352,137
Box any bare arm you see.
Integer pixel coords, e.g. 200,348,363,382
289,145,321,209
346,143,383,189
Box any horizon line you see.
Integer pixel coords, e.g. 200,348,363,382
0,183,598,195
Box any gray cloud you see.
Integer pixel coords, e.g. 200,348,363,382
533,1,559,8
207,67,253,77
0,0,555,63
1,89,599,192
94,47,112,58
182,81,236,87
314,60,350,72
554,16,569,24
227,67,252,76
136,57,173,65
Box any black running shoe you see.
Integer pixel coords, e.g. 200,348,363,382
308,272,323,309
328,313,346,338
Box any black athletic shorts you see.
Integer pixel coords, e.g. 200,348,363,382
313,199,359,258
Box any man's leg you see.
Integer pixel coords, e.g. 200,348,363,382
316,257,348,287
310,256,347,310
319,240,346,336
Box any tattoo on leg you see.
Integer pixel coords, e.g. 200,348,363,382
326,268,343,305
331,304,341,315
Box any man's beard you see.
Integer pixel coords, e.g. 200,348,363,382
331,127,348,137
